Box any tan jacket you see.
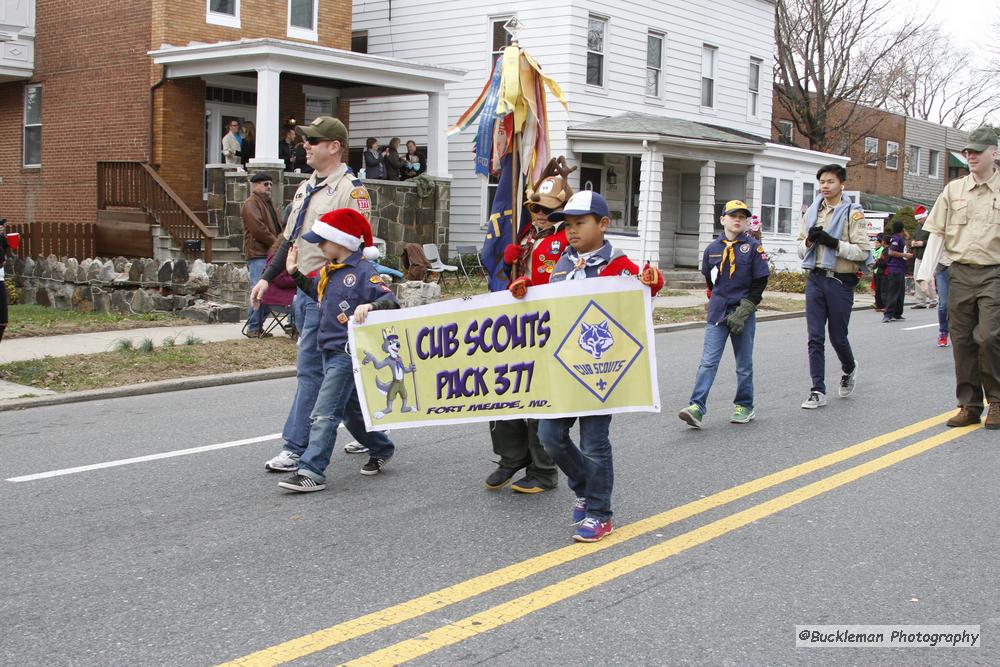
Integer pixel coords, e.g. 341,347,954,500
222,132,242,165
283,164,371,274
241,193,282,260
796,200,871,273
921,169,1000,267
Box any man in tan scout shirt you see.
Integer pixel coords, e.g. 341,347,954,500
248,116,376,470
916,126,1000,430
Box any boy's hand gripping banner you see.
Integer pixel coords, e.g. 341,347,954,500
349,277,660,431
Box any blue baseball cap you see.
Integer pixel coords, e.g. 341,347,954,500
548,190,610,222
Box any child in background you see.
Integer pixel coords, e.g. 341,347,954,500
871,233,887,312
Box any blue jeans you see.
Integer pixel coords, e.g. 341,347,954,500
689,314,756,414
281,289,324,455
805,272,857,394
297,350,396,482
538,415,614,521
246,258,269,332
936,264,950,335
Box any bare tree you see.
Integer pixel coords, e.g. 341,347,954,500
774,0,926,151
886,26,1000,129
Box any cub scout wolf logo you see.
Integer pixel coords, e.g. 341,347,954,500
362,327,418,419
578,321,614,360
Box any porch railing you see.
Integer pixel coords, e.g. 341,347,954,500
97,161,213,262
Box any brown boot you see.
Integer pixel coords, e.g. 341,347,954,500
946,406,982,427
986,403,1000,430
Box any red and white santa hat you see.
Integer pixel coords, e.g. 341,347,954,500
302,208,380,260
913,205,928,221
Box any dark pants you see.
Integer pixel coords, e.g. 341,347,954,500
805,272,857,395
948,263,1000,408
883,272,905,319
873,273,885,309
0,279,7,343
489,419,558,487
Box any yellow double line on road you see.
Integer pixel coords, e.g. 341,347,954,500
221,412,974,667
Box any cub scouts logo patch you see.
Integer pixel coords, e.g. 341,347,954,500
343,274,357,287
554,302,644,402
369,275,383,284
739,243,750,254
550,240,562,253
852,211,865,221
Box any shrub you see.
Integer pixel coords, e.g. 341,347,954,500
137,338,155,354
112,338,135,352
5,281,20,305
767,268,808,293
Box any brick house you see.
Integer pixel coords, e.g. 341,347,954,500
0,0,460,259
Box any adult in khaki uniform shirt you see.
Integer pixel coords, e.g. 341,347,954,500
915,127,1000,429
249,116,375,470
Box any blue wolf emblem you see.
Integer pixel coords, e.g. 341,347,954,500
578,321,614,360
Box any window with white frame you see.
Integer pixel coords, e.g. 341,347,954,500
23,84,41,167
288,0,317,40
761,177,793,235
646,32,664,97
490,16,512,65
701,45,717,108
748,58,761,117
885,141,899,170
587,15,607,87
206,0,239,28
864,137,879,166
802,182,815,212
908,146,921,175
928,149,941,178
304,87,335,122
777,120,794,144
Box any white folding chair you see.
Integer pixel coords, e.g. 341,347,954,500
422,243,459,285
455,244,486,286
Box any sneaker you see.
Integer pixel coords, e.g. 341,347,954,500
278,473,325,492
265,450,300,472
838,363,858,398
344,441,370,455
360,456,390,476
572,497,588,525
937,333,949,348
573,517,613,543
485,465,520,490
678,404,704,429
801,391,827,409
730,405,755,423
882,316,892,323
510,476,552,494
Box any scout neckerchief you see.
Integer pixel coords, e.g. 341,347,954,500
720,238,739,278
316,261,349,302
567,242,610,280
289,183,319,241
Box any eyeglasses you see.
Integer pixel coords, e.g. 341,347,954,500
527,204,556,215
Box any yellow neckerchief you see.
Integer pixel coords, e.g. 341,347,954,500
720,238,739,278
316,261,348,302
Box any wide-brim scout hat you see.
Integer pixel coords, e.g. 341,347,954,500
525,156,577,211
297,116,349,146
723,200,752,217
962,127,998,153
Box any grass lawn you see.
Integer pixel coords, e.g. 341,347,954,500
5,305,198,339
0,337,298,393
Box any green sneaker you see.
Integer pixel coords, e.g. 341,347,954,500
730,405,755,424
678,404,704,429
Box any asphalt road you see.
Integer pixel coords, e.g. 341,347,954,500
1,306,997,666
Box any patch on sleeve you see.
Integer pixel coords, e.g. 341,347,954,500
369,275,383,284
756,246,769,261
351,178,364,187
619,269,632,276
379,284,392,293
351,187,369,200
852,211,865,221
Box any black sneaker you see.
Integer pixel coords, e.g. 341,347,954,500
510,476,554,494
278,473,326,493
485,465,520,490
360,456,390,476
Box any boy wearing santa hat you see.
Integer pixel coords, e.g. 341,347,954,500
909,205,935,310
277,208,400,493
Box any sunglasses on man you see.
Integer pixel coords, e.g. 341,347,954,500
527,203,557,215
305,136,335,145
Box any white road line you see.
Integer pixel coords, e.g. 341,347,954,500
902,323,938,331
6,433,283,483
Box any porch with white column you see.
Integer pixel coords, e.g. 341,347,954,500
637,143,664,267
698,160,717,258
248,65,284,168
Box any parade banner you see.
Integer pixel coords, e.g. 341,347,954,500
349,277,660,431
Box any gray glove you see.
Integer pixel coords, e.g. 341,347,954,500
724,298,757,335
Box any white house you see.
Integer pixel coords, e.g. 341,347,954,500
350,0,845,270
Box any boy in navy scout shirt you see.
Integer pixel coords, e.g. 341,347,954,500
511,191,664,543
277,208,400,493
679,200,770,429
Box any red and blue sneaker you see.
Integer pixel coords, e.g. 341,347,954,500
574,517,613,543
572,497,587,525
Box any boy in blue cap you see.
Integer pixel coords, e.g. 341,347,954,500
277,208,400,493
679,200,770,428
512,190,663,543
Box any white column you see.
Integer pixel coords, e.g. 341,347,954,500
745,163,761,213
637,144,664,267
248,66,285,168
427,91,450,178
698,160,717,259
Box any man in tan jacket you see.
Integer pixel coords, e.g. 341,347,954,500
241,172,282,337
915,127,1000,430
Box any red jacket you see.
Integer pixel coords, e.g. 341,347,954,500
507,224,569,285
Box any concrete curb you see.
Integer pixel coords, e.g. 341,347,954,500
2,303,880,411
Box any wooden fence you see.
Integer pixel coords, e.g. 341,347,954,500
4,221,96,259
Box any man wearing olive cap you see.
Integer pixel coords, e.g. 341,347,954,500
915,126,1000,430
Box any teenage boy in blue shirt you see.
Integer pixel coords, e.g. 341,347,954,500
277,208,400,493
679,200,770,428
511,191,663,543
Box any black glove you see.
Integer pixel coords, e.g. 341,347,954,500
724,299,757,335
814,229,839,250
807,225,823,242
